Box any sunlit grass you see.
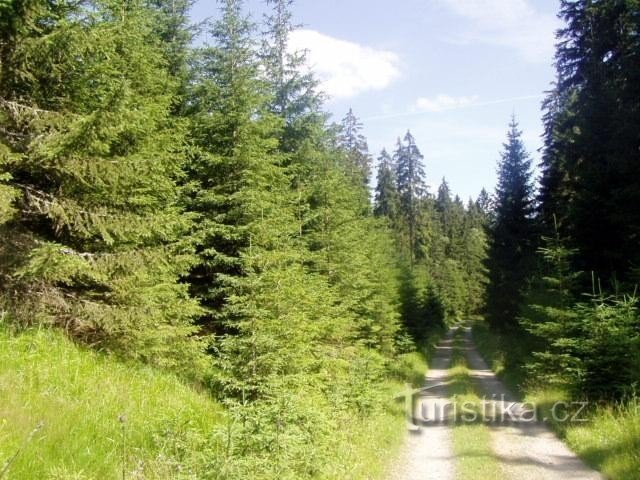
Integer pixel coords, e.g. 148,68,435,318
326,351,430,480
0,322,432,480
448,328,504,480
527,389,640,480
0,325,224,479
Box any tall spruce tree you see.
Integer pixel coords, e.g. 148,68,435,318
461,197,489,315
374,148,399,219
485,117,537,330
184,0,290,324
436,177,452,212
476,187,492,222
148,0,194,82
395,131,427,262
337,108,372,186
540,0,640,283
435,178,465,257
0,0,204,371
260,0,320,122
184,0,297,372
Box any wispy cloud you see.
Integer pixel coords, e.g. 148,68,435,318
415,94,480,112
288,29,401,99
364,94,544,121
437,0,560,63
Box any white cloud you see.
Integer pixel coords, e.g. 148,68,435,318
415,94,480,112
438,0,560,63
288,29,401,99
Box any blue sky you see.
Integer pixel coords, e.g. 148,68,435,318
192,0,561,200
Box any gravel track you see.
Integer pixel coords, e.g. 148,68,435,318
388,327,603,480
389,330,456,480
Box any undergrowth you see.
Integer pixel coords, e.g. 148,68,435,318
0,322,431,479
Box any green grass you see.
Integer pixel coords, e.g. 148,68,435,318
304,346,430,479
448,328,504,480
0,324,224,479
366,350,430,478
325,398,408,480
527,390,640,480
388,351,429,388
0,321,432,480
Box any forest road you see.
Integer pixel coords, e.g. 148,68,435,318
388,326,603,480
388,329,456,480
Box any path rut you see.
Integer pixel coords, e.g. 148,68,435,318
389,330,455,480
461,327,602,480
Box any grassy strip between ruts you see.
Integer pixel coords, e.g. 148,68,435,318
448,327,505,480
471,318,640,480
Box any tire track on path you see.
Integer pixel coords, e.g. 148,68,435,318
389,330,456,480
461,327,603,480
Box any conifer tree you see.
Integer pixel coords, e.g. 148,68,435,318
374,148,399,219
436,177,452,213
395,131,427,262
302,136,400,351
475,187,492,222
338,108,372,186
260,0,320,122
0,0,204,371
461,198,489,315
148,0,194,82
185,0,280,321
435,178,465,258
540,0,640,282
182,6,401,472
485,117,537,330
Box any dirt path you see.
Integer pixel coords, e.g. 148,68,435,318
389,330,455,480
388,327,603,480
460,327,603,480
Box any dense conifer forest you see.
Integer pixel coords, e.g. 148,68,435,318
0,0,638,479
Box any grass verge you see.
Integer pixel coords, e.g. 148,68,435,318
0,324,225,479
449,328,504,480
328,350,429,480
0,321,432,480
526,389,640,480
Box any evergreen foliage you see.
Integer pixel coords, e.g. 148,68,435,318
0,0,205,373
373,148,399,220
485,117,537,331
487,0,640,410
0,0,495,475
374,142,489,329
394,131,428,262
522,223,640,401
260,0,321,126
539,0,640,283
338,108,372,186
476,187,492,218
184,0,284,328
